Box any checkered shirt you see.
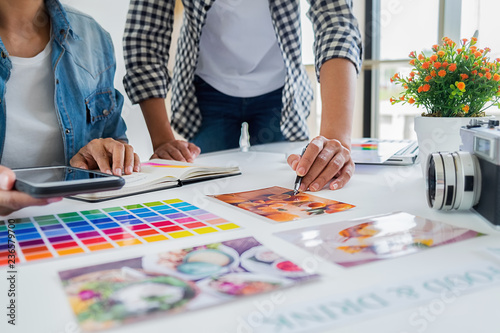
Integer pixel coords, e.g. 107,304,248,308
123,0,362,141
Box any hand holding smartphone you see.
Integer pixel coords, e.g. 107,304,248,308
13,166,125,198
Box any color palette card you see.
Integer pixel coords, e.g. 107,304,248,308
274,212,484,267
59,236,318,332
208,186,355,223
0,199,240,267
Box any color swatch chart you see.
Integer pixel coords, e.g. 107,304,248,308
0,199,240,266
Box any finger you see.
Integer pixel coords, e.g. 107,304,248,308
307,152,348,192
0,192,62,216
155,149,177,161
175,142,196,162
330,161,355,190
85,140,113,174
133,153,141,172
107,140,125,175
69,153,90,170
287,154,300,171
123,144,135,175
164,146,188,162
296,138,324,177
187,143,201,161
0,167,16,191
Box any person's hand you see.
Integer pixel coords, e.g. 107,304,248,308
0,166,62,216
151,140,201,162
70,138,141,176
287,136,354,192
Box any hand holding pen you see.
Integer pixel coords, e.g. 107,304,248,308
288,136,354,192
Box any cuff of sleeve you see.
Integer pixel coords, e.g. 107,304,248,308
123,65,171,104
315,29,363,82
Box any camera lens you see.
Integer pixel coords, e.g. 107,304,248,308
426,151,481,210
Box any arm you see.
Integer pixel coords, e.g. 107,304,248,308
0,166,61,216
123,0,199,161
287,0,362,191
288,58,356,191
140,98,200,162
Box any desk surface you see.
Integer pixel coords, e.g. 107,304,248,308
1,142,499,333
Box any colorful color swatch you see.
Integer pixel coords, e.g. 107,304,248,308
59,237,317,332
274,212,484,267
208,186,355,222
0,199,240,266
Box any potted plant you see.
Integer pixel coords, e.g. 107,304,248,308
390,37,500,171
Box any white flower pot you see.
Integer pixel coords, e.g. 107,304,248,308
413,116,476,175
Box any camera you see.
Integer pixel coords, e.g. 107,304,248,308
426,118,500,227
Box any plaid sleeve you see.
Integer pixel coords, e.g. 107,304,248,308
123,0,176,104
307,0,363,81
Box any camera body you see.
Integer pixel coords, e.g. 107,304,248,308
426,119,500,228
460,120,500,226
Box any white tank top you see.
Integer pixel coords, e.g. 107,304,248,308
2,41,65,168
195,0,286,98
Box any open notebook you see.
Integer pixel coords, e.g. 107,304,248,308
71,159,241,202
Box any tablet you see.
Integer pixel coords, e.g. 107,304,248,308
13,166,125,198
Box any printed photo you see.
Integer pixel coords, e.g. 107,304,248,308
274,212,484,267
59,237,317,331
208,186,355,222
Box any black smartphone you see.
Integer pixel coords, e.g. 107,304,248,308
13,166,125,198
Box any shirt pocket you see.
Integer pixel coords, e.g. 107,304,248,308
85,89,116,125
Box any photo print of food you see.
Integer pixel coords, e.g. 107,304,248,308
208,186,355,222
58,237,317,331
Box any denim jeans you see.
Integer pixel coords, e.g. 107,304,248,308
191,76,286,153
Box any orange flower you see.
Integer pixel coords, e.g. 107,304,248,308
409,51,416,58
479,73,484,77
471,37,478,43
460,74,469,80
432,44,439,51
486,72,492,80
399,96,405,101
456,81,466,91
425,75,432,82
442,62,449,68
430,70,437,77
470,46,477,52
462,38,468,45
493,73,500,81
422,62,430,69
462,105,469,113
408,98,415,104
437,50,445,57
417,86,423,93
448,63,457,72
390,97,396,104
471,70,478,75
457,48,463,54
430,54,438,62
409,59,415,65
418,54,425,61
409,72,415,77
403,84,408,89
438,70,446,77
474,51,482,58
423,84,430,92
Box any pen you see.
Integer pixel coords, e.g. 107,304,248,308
293,144,309,195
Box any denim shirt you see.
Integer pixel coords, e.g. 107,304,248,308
0,0,127,166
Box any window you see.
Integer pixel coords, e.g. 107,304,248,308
365,0,500,140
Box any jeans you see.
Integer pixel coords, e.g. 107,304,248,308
191,76,286,153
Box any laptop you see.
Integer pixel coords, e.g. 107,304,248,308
351,138,419,165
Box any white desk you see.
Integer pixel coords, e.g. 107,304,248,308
1,142,499,333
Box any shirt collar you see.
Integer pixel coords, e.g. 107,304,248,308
45,0,80,46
